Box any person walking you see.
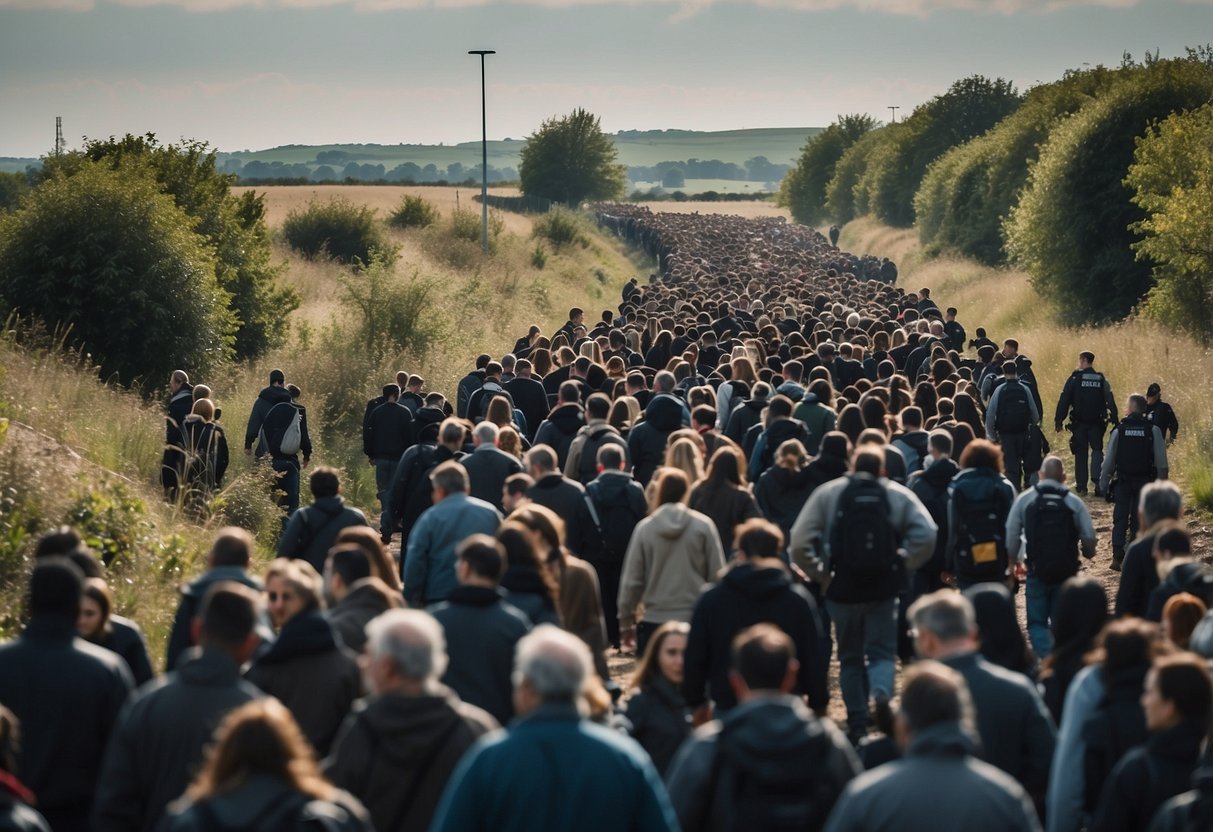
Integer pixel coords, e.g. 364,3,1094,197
1005,456,1097,656
790,447,938,740
244,369,312,518
583,444,648,649
462,421,524,512
1100,394,1169,567
945,439,1018,591
275,467,370,572
1053,351,1117,496
364,383,415,542
161,369,194,501
624,622,692,777
986,361,1041,491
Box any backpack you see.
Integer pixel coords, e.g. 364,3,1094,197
995,382,1030,434
952,477,1013,582
260,402,303,457
584,480,645,563
183,421,218,488
827,475,901,603
712,719,839,832
1024,484,1080,584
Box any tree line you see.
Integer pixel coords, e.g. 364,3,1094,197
778,49,1213,342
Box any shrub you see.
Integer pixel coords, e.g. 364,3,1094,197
532,207,585,248
283,196,392,265
340,253,450,361
531,243,547,269
779,115,877,226
449,206,504,245
0,161,235,386
210,465,284,544
388,194,438,229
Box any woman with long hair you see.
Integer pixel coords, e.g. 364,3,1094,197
689,445,761,558
496,522,561,627
964,583,1038,680
180,398,229,509
496,425,525,460
163,700,371,831
836,403,865,445
508,505,609,680
619,468,726,657
664,437,705,487
624,621,691,776
334,526,404,594
715,356,757,431
246,560,361,756
76,576,155,686
643,330,674,371
754,439,815,557
1039,577,1108,722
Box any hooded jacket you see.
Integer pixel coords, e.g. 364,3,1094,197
723,396,766,445
526,474,590,554
161,773,370,832
823,722,1041,832
327,580,400,654
747,417,813,482
275,495,370,573
754,464,817,545
92,648,262,832
245,611,361,757
688,482,761,558
1146,560,1213,622
618,503,726,630
682,563,827,713
909,455,960,576
324,688,498,832
666,695,861,832
627,394,685,486
165,565,266,672
534,403,586,469
243,384,292,454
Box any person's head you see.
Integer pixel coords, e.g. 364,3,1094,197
510,503,566,556
1154,525,1192,566
1139,481,1183,530
665,437,705,484
456,534,506,588
195,582,261,664
630,621,690,691
1002,338,1019,358
334,525,401,592
512,625,593,717
363,609,448,696
191,398,215,422
729,624,799,702
268,368,285,387
502,472,534,513
309,466,340,500
1163,593,1208,650
1001,360,1018,378
568,307,584,325
78,577,113,641
649,467,690,512
524,444,559,479
774,438,807,471
324,546,371,605
439,418,466,452
170,369,190,392
895,661,975,751
899,406,923,432
382,383,400,402
558,380,581,405
430,460,469,501
1146,382,1161,403
185,699,333,803
1128,394,1147,415
1092,617,1170,676
28,557,83,621
208,527,254,569
927,429,953,461
850,447,885,477
1047,577,1108,664
1078,351,1095,370
1142,653,1213,734
264,558,322,630
654,370,677,395
965,583,1033,674
959,438,1004,473
1040,455,1066,483
909,590,977,659
34,525,83,558
473,421,500,448
734,518,784,563
596,444,626,474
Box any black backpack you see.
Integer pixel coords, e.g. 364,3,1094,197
712,720,839,832
183,421,218,488
828,475,901,603
995,382,1031,434
952,477,1013,582
1025,484,1080,584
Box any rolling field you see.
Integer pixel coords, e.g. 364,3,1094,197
631,178,778,194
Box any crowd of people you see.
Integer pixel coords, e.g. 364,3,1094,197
1,205,1210,832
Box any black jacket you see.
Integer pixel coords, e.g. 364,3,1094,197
527,474,590,555
243,384,291,453
1147,561,1213,622
627,394,684,486
327,580,398,654
1115,532,1161,619
161,773,370,832
275,496,370,573
909,456,960,577
723,397,765,445
456,369,485,419
749,418,813,480
365,399,415,460
388,444,463,544
462,445,524,512
92,649,262,832
0,616,133,832
940,652,1056,804
683,563,827,713
505,377,550,441
1090,720,1206,832
246,612,361,757
534,403,586,469
755,465,816,547
324,688,498,832
166,566,266,673
95,614,155,687
429,586,532,726
624,676,690,777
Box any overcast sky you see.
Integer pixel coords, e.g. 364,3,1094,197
0,0,1208,157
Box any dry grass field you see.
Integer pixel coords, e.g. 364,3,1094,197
632,200,791,219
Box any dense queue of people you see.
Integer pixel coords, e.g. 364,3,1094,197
2,205,1210,832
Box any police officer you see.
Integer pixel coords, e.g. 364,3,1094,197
1053,351,1118,496
1099,394,1169,569
1145,382,1180,446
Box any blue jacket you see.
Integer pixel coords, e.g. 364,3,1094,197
402,493,501,606
430,703,677,832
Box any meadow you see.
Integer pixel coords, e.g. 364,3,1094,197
630,178,778,195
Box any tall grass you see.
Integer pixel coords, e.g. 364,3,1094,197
842,217,1213,511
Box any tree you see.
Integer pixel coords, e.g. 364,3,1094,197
662,167,686,189
519,108,626,206
1005,59,1213,323
41,134,296,360
779,115,876,225
825,129,885,224
1126,102,1213,342
0,171,31,212
0,161,235,385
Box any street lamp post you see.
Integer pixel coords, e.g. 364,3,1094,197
469,49,496,254
888,105,900,124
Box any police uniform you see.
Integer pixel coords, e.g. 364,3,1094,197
1054,367,1118,494
1099,413,1169,558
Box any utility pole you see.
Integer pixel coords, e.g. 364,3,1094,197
55,116,64,157
468,50,496,254
887,106,900,125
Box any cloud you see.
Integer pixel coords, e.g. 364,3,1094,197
0,0,1192,15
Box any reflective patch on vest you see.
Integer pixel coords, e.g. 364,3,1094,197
1123,429,1147,438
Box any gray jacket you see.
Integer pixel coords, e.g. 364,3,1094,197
1006,478,1097,563
788,474,937,592
824,721,1042,832
1100,422,1168,492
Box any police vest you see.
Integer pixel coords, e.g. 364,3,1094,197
1073,371,1107,423
1115,415,1154,479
